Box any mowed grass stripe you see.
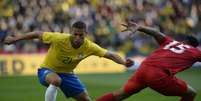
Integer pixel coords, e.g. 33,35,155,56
0,69,201,101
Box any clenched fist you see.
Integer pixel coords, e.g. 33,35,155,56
125,58,134,67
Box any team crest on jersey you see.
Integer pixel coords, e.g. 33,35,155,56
78,52,84,59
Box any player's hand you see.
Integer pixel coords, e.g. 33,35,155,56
125,58,134,67
121,21,140,37
3,34,21,45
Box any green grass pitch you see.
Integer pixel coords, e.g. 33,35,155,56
0,69,201,101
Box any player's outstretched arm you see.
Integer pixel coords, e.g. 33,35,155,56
137,25,166,44
3,31,43,45
122,21,166,44
103,51,134,67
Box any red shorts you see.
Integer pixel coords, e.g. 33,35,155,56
123,67,187,96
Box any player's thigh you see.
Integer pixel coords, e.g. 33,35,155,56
37,68,61,86
149,76,188,96
58,73,87,99
73,90,92,101
45,72,61,86
123,74,146,95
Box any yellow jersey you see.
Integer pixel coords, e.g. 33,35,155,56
40,32,107,73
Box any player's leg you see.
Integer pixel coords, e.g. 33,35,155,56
58,73,92,101
96,88,130,101
38,68,61,101
96,74,146,101
180,84,197,101
149,76,196,101
45,73,61,101
73,90,92,101
45,73,61,86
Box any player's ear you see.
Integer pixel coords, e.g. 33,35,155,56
70,27,74,35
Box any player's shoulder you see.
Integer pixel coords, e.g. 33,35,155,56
44,32,70,36
56,32,70,36
190,46,201,52
85,38,93,43
53,32,70,39
159,35,174,46
198,47,201,51
83,38,99,50
51,32,71,42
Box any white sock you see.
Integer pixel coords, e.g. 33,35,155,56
45,84,58,101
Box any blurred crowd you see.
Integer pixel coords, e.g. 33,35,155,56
0,0,201,56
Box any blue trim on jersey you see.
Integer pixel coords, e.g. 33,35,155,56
37,68,86,98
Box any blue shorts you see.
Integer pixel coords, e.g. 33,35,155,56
37,68,86,98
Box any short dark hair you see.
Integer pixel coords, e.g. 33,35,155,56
72,21,86,29
176,34,199,47
185,35,199,47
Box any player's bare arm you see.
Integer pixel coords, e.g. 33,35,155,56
103,51,134,67
122,21,166,44
138,25,166,44
3,31,43,45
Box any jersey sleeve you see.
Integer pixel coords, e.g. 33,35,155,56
159,36,173,47
90,42,108,57
42,32,61,44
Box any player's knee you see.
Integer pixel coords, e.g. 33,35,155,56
188,89,197,98
46,74,61,86
182,87,197,98
51,79,61,86
47,76,61,86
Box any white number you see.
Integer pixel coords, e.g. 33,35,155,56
163,41,190,54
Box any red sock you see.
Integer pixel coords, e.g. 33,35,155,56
96,93,116,101
180,97,194,101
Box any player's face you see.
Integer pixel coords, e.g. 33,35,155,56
71,28,86,45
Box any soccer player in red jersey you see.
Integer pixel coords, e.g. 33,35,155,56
96,21,201,101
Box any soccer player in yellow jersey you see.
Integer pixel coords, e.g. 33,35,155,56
3,21,134,101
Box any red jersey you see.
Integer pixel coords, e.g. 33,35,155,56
141,36,201,74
